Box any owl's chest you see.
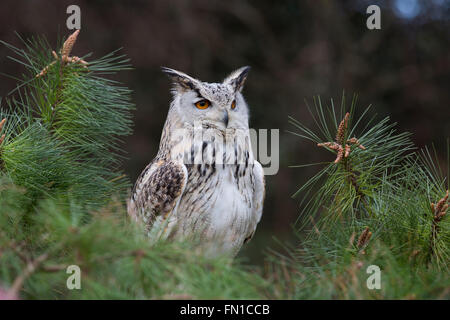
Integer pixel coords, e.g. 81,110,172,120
183,162,254,212
175,162,256,241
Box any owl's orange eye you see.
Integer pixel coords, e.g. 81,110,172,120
195,99,211,109
231,100,236,110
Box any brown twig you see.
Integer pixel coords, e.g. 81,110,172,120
317,112,366,205
0,118,6,145
317,112,366,164
42,264,68,272
356,227,372,253
0,232,69,298
318,113,369,216
36,30,88,78
429,190,449,260
7,252,49,298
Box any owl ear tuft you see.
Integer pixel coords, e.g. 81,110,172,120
161,67,199,91
223,66,251,92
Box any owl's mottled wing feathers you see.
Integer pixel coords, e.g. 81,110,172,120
244,160,266,244
128,160,188,230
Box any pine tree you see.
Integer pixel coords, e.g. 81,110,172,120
266,95,449,299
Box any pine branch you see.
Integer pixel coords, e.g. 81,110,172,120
0,31,134,207
8,252,49,298
428,190,449,261
275,93,449,299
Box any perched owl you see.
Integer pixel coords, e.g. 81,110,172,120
128,67,265,257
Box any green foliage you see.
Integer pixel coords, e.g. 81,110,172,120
0,34,133,207
0,189,267,299
2,122,73,199
271,95,450,299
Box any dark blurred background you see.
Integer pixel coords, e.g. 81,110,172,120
1,0,449,263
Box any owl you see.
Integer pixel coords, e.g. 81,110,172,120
128,66,265,257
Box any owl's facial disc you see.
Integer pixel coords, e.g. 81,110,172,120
186,84,248,130
162,67,250,130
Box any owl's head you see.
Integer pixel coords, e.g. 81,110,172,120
162,66,251,130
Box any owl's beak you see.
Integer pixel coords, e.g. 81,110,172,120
223,110,229,127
